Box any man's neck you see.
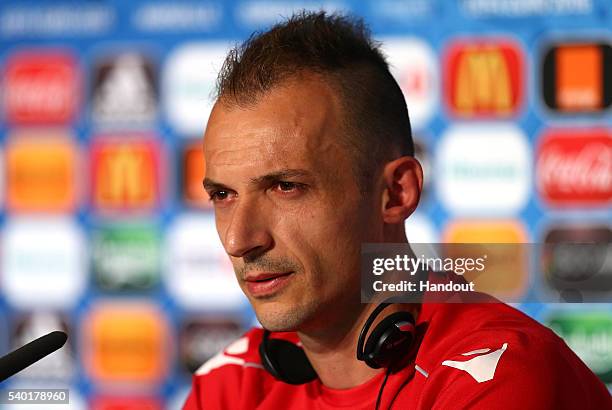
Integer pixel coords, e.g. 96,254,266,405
297,302,420,389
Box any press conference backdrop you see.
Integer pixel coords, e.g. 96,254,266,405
0,0,610,408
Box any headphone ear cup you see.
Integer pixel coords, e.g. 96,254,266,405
363,311,415,369
259,337,317,385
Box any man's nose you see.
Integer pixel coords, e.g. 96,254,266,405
223,197,273,258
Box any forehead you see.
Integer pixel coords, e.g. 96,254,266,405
203,76,347,177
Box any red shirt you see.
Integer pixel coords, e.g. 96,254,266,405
183,284,611,409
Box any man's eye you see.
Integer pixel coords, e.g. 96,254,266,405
273,181,306,193
278,181,297,191
209,190,229,201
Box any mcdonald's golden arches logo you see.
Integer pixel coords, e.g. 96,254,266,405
90,137,162,212
444,39,524,118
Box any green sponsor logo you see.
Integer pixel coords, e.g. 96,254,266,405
449,162,519,180
92,225,160,290
547,311,612,383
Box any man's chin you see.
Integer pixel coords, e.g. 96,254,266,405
253,301,309,332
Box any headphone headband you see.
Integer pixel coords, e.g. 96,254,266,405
357,302,391,361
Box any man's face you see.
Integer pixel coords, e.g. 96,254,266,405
203,76,381,332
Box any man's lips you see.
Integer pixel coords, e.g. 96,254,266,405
243,272,294,297
244,271,293,282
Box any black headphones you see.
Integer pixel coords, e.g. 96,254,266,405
258,300,416,385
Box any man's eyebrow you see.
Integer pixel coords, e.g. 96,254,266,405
249,169,312,185
202,178,228,191
203,169,312,191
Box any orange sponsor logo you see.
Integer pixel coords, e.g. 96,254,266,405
182,142,211,208
7,133,78,212
443,220,527,243
556,44,602,111
442,220,528,300
82,302,170,384
91,396,162,410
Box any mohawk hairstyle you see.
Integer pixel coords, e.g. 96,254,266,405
215,11,414,191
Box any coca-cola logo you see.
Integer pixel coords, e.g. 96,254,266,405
3,52,79,124
536,130,612,206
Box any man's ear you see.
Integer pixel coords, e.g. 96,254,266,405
381,156,423,224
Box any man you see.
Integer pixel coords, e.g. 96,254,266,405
183,11,611,409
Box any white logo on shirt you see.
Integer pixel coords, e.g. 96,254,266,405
441,343,508,383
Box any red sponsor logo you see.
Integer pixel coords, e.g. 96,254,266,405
445,39,524,118
3,51,79,124
536,129,611,206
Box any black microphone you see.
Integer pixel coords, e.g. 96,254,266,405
0,331,68,383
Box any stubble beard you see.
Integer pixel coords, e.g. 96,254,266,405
252,293,321,332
